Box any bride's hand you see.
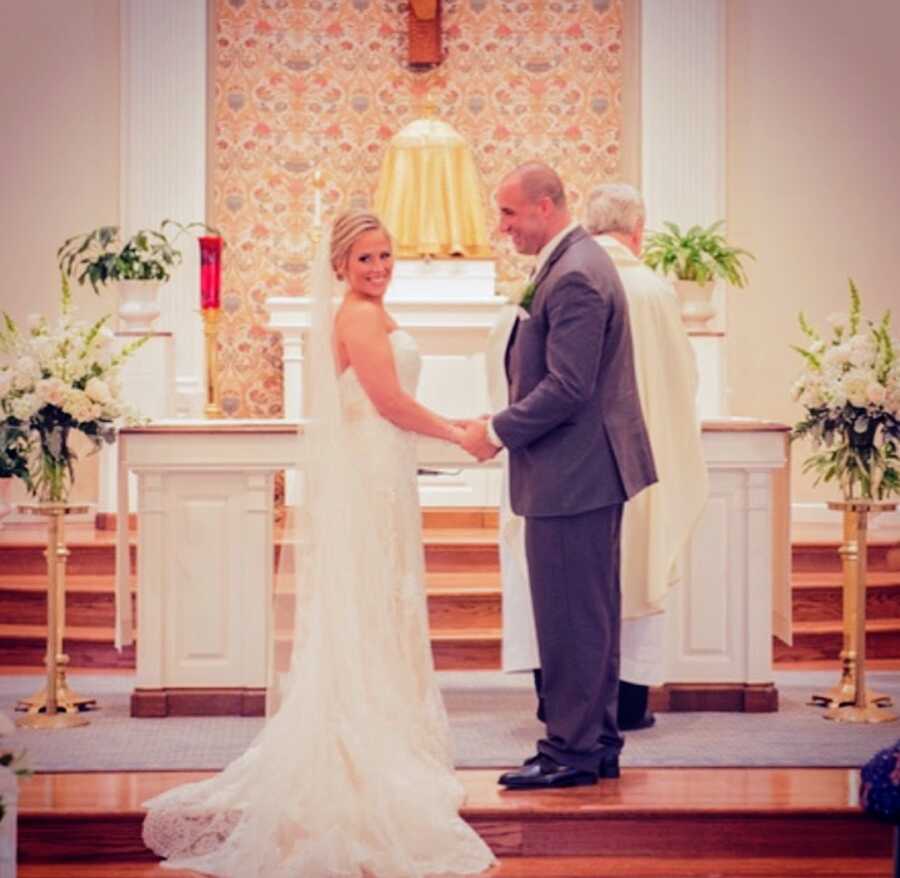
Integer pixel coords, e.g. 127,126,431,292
448,423,468,445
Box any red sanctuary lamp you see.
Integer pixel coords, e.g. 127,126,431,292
199,236,223,418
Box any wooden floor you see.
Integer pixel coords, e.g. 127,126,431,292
16,768,895,876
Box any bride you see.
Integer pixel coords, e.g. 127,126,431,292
142,211,496,877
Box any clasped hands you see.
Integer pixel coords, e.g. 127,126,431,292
451,415,500,462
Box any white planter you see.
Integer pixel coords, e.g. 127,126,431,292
674,279,716,328
117,280,162,332
0,480,12,531
0,766,17,878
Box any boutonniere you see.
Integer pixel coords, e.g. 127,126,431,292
519,281,537,314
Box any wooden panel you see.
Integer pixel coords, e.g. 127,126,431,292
656,682,778,713
130,686,265,717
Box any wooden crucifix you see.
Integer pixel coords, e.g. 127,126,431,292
408,0,442,68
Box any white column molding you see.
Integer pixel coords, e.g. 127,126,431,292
121,0,207,417
641,0,726,231
642,0,730,402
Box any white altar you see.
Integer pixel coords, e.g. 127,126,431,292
115,259,787,716
116,417,788,716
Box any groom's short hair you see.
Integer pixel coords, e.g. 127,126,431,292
509,162,567,209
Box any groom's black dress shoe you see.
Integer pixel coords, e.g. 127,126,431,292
619,711,656,732
499,754,618,789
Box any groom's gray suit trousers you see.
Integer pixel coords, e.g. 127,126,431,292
525,503,624,773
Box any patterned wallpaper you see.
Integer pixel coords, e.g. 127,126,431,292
212,0,624,417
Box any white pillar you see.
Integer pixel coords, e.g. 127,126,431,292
642,0,730,413
121,0,208,418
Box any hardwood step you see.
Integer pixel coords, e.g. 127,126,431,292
792,571,900,622
0,575,138,628
791,540,896,575
432,627,502,670
6,613,900,672
17,856,894,877
0,572,502,632
0,623,135,669
775,617,900,663
0,526,501,577
16,769,892,864
0,621,498,672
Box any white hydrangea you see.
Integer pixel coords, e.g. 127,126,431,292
60,388,99,423
35,377,67,407
841,370,871,408
823,343,851,368
12,356,40,391
84,377,112,405
10,393,40,421
847,334,876,368
801,378,827,409
0,369,10,397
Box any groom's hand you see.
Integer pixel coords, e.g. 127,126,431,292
460,419,500,462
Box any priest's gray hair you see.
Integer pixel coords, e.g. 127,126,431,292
584,183,645,236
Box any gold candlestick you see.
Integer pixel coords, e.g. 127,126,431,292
16,503,93,729
203,308,223,419
811,499,897,724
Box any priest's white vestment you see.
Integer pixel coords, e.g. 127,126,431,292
493,235,709,685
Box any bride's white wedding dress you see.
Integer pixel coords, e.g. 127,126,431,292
142,330,495,877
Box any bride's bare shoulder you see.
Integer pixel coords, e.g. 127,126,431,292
335,300,389,340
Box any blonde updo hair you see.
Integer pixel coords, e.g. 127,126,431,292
330,210,390,279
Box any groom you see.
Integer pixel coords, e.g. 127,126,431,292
461,162,657,789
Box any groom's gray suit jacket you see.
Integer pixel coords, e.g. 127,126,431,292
493,226,657,516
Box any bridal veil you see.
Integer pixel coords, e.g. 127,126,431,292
141,221,495,877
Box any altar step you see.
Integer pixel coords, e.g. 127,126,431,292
15,769,893,875
19,858,894,877
5,567,900,628
0,521,898,670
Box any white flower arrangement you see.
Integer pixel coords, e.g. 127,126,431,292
0,278,147,502
791,280,900,500
0,712,28,826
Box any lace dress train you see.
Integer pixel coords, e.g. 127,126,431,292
142,331,495,877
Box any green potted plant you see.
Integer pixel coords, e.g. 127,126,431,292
57,219,216,332
642,220,754,327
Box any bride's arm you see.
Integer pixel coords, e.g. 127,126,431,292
339,304,463,444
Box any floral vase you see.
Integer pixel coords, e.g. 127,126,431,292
31,426,73,504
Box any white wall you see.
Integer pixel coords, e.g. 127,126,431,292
726,0,900,507
0,0,122,503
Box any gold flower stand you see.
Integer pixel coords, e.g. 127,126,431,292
810,499,897,724
15,502,94,729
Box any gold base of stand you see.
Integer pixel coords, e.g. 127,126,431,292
810,687,892,709
16,680,97,714
16,711,89,730
824,703,897,723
